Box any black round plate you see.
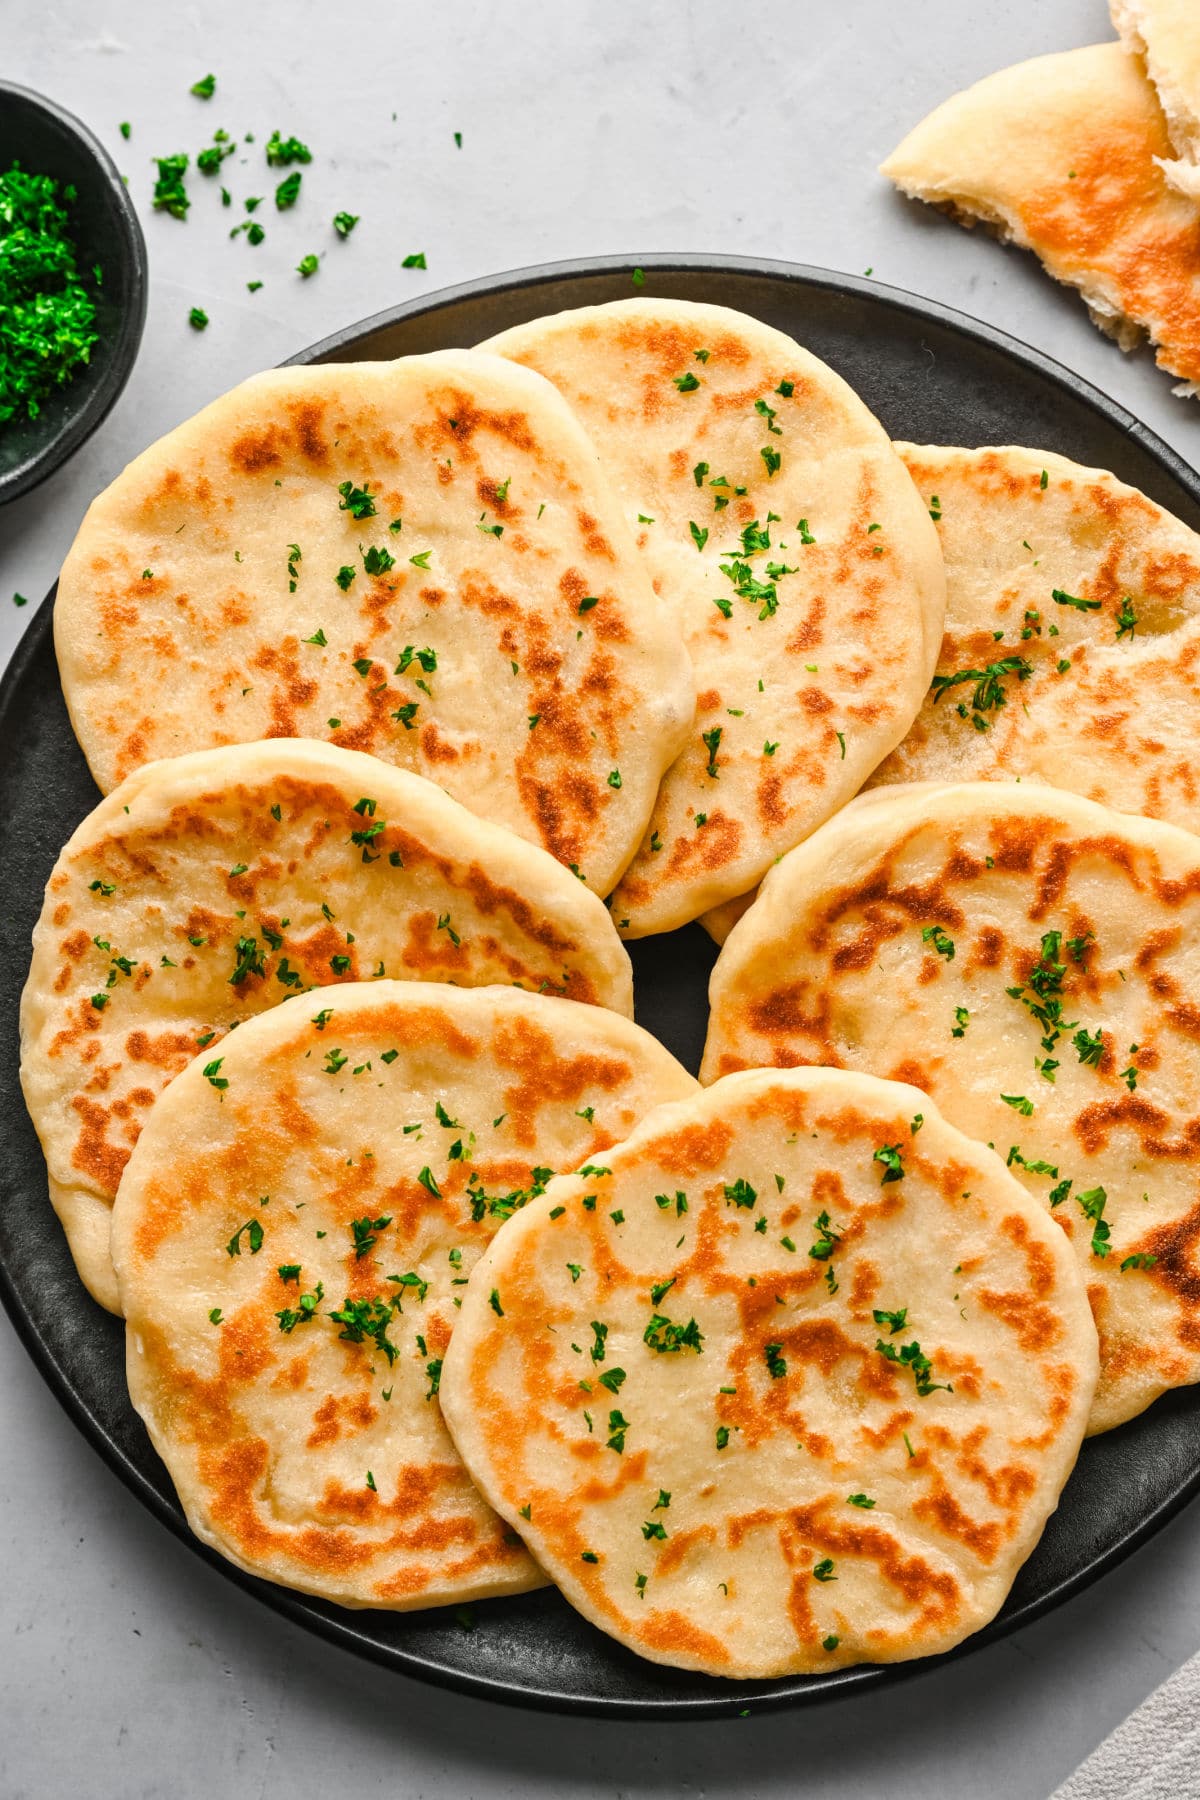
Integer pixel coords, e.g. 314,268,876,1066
4,256,1199,1718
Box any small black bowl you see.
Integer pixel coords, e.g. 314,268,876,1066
0,82,147,504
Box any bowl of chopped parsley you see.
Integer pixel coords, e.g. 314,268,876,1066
0,82,147,503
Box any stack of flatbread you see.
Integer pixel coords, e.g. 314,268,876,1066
21,283,1200,1684
882,8,1200,395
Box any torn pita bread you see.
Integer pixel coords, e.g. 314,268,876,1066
882,43,1200,394
1112,0,1200,196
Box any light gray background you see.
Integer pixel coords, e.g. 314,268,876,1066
2,2,1198,1795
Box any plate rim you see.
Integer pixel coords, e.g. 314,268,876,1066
5,252,1200,1718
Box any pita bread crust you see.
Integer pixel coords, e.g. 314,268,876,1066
882,43,1200,391
868,444,1200,832
55,351,695,895
1111,0,1200,189
441,1066,1097,1677
481,300,945,934
704,780,1200,1434
111,981,698,1610
20,740,632,1314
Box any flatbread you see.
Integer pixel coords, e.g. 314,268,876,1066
701,891,756,947
868,444,1200,831
440,1065,1096,1678
480,299,945,934
881,44,1200,394
704,780,1200,1434
705,436,1200,937
20,739,633,1314
111,981,698,1611
1112,0,1200,196
55,351,695,894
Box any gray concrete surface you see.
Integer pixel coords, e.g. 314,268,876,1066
2,2,1198,1794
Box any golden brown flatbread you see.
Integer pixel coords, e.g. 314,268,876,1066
54,352,695,893
870,444,1200,831
482,299,945,933
442,1066,1096,1676
20,740,633,1312
705,781,1200,1434
111,982,698,1609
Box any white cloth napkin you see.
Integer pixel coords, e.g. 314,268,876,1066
1050,1649,1200,1799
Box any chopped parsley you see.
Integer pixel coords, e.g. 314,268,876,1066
930,656,1032,727
152,153,190,219
276,1284,323,1332
605,1410,629,1453
0,165,105,423
1077,1186,1111,1259
265,132,312,166
1052,587,1101,613
338,479,376,519
329,1295,398,1363
808,1211,840,1261
921,924,955,961
872,1144,904,1185
350,1214,392,1259
363,544,396,576
875,1338,952,1397
644,1312,703,1354
226,1218,264,1257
